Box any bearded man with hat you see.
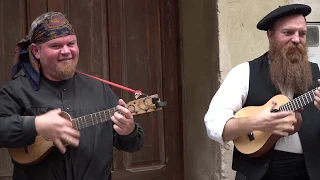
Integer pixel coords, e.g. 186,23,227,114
0,12,144,180
204,4,320,180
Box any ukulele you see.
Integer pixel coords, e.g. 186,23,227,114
8,94,166,165
233,88,317,158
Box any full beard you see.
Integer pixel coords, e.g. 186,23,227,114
268,41,312,96
55,61,77,80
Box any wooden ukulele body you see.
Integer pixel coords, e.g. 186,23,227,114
233,94,294,157
8,111,72,165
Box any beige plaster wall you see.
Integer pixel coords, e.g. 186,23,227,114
219,0,286,79
290,0,320,22
180,0,221,179
218,0,320,179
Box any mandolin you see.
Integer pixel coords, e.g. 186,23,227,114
8,94,166,165
233,88,317,158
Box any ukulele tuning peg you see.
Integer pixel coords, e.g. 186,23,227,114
134,93,147,99
152,96,167,107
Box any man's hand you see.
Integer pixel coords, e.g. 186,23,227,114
111,99,135,135
253,101,297,136
286,111,302,135
314,79,320,110
35,109,80,154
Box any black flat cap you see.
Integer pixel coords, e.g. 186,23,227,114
257,4,311,31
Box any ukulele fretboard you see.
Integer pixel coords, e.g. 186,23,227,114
72,108,117,130
279,88,317,112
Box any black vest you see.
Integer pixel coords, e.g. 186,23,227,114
233,53,320,180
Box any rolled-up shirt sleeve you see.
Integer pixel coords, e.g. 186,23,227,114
204,62,249,144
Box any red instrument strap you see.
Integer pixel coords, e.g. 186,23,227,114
76,71,144,96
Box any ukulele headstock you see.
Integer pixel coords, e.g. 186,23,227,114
127,94,167,115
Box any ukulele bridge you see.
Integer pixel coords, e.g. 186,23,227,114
248,132,255,141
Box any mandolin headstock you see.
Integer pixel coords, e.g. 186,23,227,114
126,94,167,115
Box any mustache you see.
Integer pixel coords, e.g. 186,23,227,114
274,41,307,64
281,41,307,55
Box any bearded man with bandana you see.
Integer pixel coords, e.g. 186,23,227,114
204,4,320,180
0,12,144,180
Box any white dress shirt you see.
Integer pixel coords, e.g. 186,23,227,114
204,62,320,154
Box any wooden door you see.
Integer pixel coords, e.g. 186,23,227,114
0,1,27,179
0,0,183,180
